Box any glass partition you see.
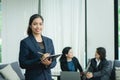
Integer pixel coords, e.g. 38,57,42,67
118,0,120,60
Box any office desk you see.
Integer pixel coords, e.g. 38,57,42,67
52,71,60,80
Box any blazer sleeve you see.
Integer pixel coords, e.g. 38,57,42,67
19,40,41,69
74,57,83,72
87,59,94,72
46,39,57,69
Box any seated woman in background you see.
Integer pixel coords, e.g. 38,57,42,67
59,47,83,75
86,47,111,80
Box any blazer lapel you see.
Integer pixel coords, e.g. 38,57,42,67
29,35,41,52
42,36,48,53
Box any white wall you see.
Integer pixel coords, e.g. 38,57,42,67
87,0,114,60
41,0,86,71
1,0,115,64
2,0,39,63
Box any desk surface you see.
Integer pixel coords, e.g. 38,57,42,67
52,71,60,77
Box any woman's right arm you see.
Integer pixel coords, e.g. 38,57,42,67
19,40,41,69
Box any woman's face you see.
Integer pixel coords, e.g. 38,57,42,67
31,17,43,35
66,49,73,59
95,52,100,60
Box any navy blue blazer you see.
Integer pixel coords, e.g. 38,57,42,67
19,35,56,80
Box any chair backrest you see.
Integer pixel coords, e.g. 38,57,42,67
114,60,120,80
60,71,81,80
107,60,114,80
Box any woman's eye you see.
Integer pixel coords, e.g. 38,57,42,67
40,23,43,25
33,23,37,25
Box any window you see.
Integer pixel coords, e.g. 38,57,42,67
115,0,120,60
119,2,120,60
0,0,2,62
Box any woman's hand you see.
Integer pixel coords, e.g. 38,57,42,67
86,72,93,79
41,53,52,66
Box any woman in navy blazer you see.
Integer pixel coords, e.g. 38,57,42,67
19,14,56,80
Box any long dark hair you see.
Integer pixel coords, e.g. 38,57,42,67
59,47,72,62
27,14,44,35
96,47,106,60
